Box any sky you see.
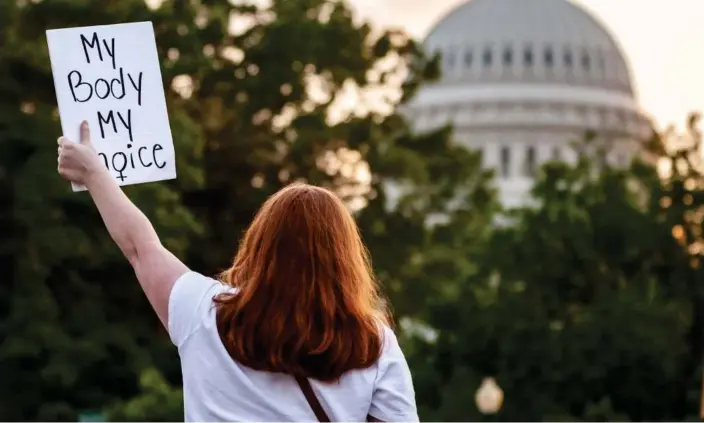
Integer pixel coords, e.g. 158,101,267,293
347,0,704,130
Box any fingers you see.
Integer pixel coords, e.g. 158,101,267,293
57,137,69,168
56,123,90,183
57,166,74,181
57,143,64,166
57,138,64,164
57,136,71,148
79,121,90,145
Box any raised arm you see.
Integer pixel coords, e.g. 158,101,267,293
57,121,188,327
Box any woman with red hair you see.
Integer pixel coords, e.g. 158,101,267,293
56,122,418,422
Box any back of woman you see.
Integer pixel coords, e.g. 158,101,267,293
170,183,417,421
171,274,415,421
56,126,417,422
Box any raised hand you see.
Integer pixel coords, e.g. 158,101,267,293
57,121,103,184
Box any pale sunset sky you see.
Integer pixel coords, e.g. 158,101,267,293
348,0,704,130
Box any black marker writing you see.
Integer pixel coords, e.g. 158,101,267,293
152,144,166,168
129,71,143,106
67,68,142,104
112,152,128,181
80,32,116,70
68,29,165,183
67,70,92,103
111,69,126,99
98,143,167,181
97,109,133,142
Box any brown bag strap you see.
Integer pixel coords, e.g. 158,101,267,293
294,375,383,422
295,375,331,422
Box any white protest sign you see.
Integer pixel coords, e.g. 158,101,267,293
46,21,176,191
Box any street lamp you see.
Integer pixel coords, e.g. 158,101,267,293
475,377,504,415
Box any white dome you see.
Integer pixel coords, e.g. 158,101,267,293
424,0,634,95
399,0,651,211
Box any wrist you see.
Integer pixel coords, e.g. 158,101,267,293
84,162,108,186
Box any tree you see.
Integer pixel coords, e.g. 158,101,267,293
106,368,183,422
0,1,202,420
411,126,704,421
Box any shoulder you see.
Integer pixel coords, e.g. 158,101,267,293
369,325,419,422
168,271,233,347
376,325,408,377
379,325,401,354
372,324,405,365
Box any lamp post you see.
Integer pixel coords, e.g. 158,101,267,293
475,377,504,415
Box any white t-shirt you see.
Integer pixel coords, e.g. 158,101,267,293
168,271,419,422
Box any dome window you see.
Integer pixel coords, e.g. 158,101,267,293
544,47,554,68
502,47,513,66
500,146,511,178
564,49,573,68
445,50,456,68
523,146,537,177
582,51,591,71
523,47,533,67
464,50,473,67
483,47,493,67
551,146,561,161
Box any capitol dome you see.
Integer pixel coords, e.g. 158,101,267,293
425,0,632,93
403,0,652,209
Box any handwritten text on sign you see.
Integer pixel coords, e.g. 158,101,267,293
47,22,176,190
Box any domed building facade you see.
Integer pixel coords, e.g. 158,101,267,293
402,0,652,209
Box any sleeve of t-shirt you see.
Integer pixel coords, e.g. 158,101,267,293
368,326,419,422
167,271,224,348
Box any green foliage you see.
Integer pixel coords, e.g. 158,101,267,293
1,1,201,420
414,124,704,420
106,368,183,422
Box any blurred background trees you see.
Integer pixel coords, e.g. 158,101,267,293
1,0,703,421
412,123,704,421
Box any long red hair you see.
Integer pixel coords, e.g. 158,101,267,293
214,182,389,382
